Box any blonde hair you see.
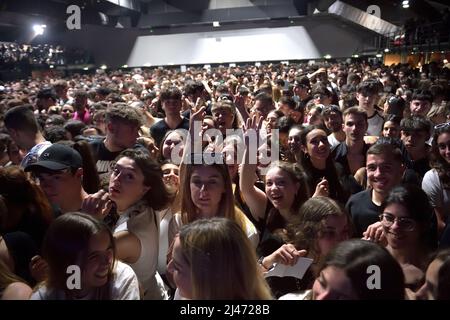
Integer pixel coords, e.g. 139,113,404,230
179,218,272,299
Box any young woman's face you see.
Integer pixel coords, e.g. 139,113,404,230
190,166,225,217
382,121,400,138
162,131,185,162
288,128,302,154
266,111,279,132
304,129,330,162
307,108,323,126
437,132,450,164
312,266,358,300
167,236,192,299
82,230,113,290
381,203,419,250
265,167,299,211
109,157,150,211
316,214,350,258
161,163,180,195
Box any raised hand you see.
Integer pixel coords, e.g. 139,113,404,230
262,244,307,268
81,189,113,221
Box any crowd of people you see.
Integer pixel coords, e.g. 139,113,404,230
0,58,449,300
0,42,91,69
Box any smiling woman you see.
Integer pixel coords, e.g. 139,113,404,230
82,148,170,300
31,212,140,300
381,185,436,292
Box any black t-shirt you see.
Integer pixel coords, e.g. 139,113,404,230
346,189,381,237
150,117,190,147
89,138,146,188
410,157,431,180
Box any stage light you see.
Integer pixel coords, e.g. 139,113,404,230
324,54,331,59
33,24,46,36
100,65,107,70
384,48,390,52
213,21,220,27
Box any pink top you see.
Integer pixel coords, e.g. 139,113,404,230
73,109,91,124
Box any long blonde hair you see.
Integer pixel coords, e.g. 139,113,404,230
179,161,247,231
179,218,272,300
0,258,25,296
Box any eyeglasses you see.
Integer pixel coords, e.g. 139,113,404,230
379,213,416,231
434,122,450,130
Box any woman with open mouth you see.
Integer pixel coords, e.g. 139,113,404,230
82,148,170,300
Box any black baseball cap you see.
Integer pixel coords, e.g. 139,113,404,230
25,144,82,172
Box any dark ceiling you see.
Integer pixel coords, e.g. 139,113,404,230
0,0,447,43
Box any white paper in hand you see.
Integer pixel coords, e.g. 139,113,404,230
264,257,314,280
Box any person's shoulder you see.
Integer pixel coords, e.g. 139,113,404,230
422,168,439,183
150,119,167,131
88,136,105,146
111,261,140,300
114,260,137,280
332,141,346,156
348,189,371,203
2,282,32,300
180,117,190,128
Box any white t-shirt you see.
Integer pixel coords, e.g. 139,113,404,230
328,133,341,149
422,169,450,219
30,261,140,300
114,201,168,300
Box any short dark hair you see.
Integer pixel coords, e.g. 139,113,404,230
384,114,401,126
160,86,182,102
320,239,405,299
105,104,143,127
277,116,294,134
367,143,403,164
357,80,381,96
254,92,273,105
400,116,432,134
278,96,297,110
322,105,342,118
4,104,39,134
343,107,368,123
411,89,432,103
37,88,57,101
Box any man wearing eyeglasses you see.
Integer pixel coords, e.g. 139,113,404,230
346,144,405,237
